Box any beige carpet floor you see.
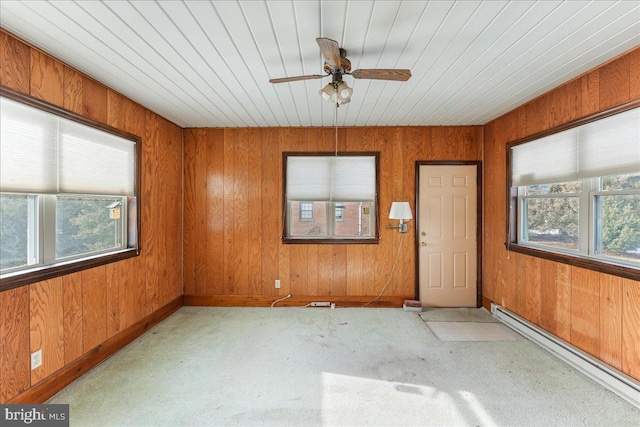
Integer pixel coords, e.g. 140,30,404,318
48,307,640,426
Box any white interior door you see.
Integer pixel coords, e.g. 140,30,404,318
418,164,478,307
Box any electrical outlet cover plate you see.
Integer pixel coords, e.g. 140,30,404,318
31,349,42,370
275,279,281,289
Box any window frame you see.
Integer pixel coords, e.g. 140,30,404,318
282,152,380,244
506,100,640,282
0,86,141,292
591,184,640,263
517,177,640,264
53,194,129,262
517,182,584,255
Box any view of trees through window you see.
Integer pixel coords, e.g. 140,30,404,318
0,194,124,271
56,196,124,259
524,181,581,251
0,194,30,270
523,174,640,262
599,194,640,259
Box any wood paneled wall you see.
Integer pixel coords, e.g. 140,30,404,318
184,126,482,301
0,30,183,402
483,47,640,381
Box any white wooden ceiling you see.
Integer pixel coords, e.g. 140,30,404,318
1,1,638,128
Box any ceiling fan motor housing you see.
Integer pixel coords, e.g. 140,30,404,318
324,57,351,75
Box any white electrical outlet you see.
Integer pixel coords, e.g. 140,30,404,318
31,349,42,370
275,279,281,289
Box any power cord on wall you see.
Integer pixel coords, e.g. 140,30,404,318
362,233,405,307
270,294,292,308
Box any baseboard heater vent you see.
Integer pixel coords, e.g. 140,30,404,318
491,303,640,409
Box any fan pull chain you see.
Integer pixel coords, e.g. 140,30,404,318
334,102,338,156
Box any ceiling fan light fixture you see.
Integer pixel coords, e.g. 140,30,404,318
320,81,352,104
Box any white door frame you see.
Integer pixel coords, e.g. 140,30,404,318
414,161,483,307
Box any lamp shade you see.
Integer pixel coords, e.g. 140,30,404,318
319,83,336,102
389,202,412,220
336,81,353,102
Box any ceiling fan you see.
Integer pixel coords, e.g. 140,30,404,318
269,37,411,104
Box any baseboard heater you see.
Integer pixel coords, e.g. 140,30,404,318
491,303,640,409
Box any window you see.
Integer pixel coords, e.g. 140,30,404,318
299,201,314,221
335,203,345,221
519,181,582,252
596,175,640,261
509,106,640,274
0,89,139,289
283,153,379,243
0,194,36,271
56,195,126,259
518,175,640,264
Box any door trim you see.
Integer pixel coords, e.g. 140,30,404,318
415,161,483,307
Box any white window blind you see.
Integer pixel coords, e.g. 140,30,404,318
286,156,331,200
0,96,136,196
59,119,135,195
512,128,577,186
0,97,58,193
512,107,640,186
577,107,640,179
286,155,376,201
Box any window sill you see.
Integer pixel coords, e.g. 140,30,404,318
505,242,640,282
0,248,139,291
283,237,380,244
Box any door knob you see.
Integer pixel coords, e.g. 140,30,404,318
421,231,427,236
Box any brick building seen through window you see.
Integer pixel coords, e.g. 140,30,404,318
290,201,372,237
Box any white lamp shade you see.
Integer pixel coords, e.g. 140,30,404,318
336,81,353,101
389,202,412,220
319,83,336,102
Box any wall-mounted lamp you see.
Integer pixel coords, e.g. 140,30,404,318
388,201,412,233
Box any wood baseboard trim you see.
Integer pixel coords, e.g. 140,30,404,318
8,295,184,404
482,296,492,312
184,295,410,308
